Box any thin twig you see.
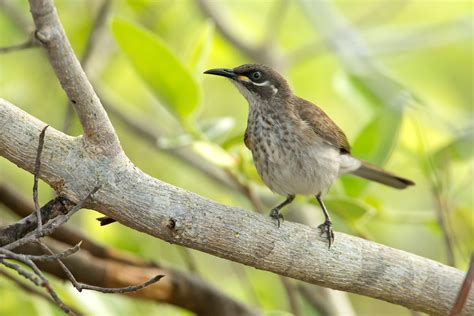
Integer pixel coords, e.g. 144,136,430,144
0,183,156,267
36,240,82,291
35,240,163,294
74,274,164,294
0,259,42,286
0,268,83,315
0,250,74,315
414,118,457,267
433,187,456,266
0,196,73,247
3,186,101,251
33,125,49,234
1,242,81,262
0,37,39,53
450,255,474,315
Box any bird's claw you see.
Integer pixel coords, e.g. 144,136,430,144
270,208,284,228
318,220,335,249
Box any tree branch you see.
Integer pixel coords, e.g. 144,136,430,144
1,1,471,314
0,37,39,53
0,188,259,316
1,98,472,315
28,0,120,153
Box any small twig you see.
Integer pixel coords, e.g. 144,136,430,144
0,242,82,262
450,255,474,315
0,37,39,53
0,196,73,247
0,183,155,268
75,274,164,294
33,125,49,234
35,237,163,294
0,268,83,315
0,249,74,315
36,240,82,291
0,259,42,286
4,186,101,251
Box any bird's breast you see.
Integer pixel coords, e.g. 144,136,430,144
246,114,340,195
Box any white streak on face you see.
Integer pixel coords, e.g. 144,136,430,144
251,80,278,95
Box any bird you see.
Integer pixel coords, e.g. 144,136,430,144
204,64,414,248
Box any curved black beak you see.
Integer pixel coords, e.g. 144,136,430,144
204,68,237,79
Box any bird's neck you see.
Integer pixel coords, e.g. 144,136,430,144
247,96,294,129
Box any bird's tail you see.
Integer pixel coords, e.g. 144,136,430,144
350,161,415,189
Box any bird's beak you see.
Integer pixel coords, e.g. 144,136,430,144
204,68,238,79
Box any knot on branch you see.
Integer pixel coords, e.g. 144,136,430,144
167,217,177,230
34,27,54,45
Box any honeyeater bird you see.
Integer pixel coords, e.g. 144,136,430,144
204,64,414,248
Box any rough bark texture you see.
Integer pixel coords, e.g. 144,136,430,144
0,1,471,315
28,0,120,154
1,99,472,315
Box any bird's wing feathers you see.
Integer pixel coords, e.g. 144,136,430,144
293,96,351,154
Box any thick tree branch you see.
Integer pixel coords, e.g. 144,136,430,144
1,1,471,315
28,0,120,153
0,189,258,316
1,99,472,315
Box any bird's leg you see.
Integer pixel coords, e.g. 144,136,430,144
316,194,335,249
269,195,295,228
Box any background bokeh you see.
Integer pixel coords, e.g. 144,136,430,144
1,0,472,315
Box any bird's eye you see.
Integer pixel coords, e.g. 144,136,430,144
250,71,262,81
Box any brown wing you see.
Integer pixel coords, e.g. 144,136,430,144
292,96,351,154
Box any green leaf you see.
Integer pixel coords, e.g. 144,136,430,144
111,18,200,120
186,21,214,75
342,108,402,196
324,197,375,223
433,127,474,166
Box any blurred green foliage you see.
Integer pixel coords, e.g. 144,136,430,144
0,0,472,315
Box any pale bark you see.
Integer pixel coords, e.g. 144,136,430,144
0,1,472,315
1,99,472,315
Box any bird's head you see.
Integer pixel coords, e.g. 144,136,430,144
204,64,291,104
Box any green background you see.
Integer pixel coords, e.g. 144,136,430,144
0,0,472,315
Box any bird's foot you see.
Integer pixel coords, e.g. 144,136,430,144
318,220,335,249
269,208,284,228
